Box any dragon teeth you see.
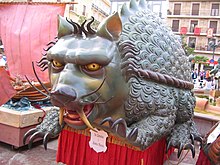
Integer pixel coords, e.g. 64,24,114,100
76,108,96,132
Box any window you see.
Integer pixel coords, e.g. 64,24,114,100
70,0,75,11
211,4,219,16
172,20,179,32
192,3,200,15
210,21,218,34
174,3,181,15
152,4,161,17
190,20,198,33
188,37,196,48
70,4,75,11
82,5,86,16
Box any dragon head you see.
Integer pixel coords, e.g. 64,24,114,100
47,13,129,130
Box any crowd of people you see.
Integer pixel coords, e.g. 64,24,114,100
192,69,220,90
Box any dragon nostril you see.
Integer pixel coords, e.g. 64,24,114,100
50,85,77,104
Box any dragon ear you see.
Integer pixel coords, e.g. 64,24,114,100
96,12,122,41
57,15,73,39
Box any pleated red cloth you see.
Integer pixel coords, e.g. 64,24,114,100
56,129,174,165
196,149,211,165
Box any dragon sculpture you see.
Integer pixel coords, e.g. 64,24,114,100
24,0,202,157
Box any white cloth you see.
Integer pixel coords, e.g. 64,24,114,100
204,81,213,90
0,58,6,66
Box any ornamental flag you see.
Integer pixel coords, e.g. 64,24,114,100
194,27,201,35
207,28,214,38
180,27,187,35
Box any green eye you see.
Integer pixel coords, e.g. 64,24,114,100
84,63,102,71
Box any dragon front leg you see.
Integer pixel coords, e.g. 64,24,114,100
166,120,202,158
166,90,203,158
99,112,176,150
23,108,64,149
99,117,139,145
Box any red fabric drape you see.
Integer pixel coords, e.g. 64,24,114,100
57,129,174,165
0,68,16,105
196,149,211,165
0,4,65,82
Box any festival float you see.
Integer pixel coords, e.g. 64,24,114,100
20,0,204,164
1,0,214,164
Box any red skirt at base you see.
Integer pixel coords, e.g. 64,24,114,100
56,129,174,165
196,149,211,165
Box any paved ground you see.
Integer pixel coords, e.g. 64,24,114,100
163,142,200,165
0,138,201,165
0,139,60,165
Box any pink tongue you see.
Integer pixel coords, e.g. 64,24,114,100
83,104,94,113
67,104,94,119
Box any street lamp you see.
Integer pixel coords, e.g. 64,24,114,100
209,39,220,60
209,40,220,90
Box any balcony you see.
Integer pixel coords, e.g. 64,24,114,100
167,9,220,19
174,31,220,38
211,9,219,16
169,0,220,1
176,26,220,37
194,46,220,55
91,3,109,17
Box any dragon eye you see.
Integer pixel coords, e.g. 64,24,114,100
52,60,63,68
84,63,101,71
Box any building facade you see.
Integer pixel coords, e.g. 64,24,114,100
110,0,167,19
0,0,111,26
167,0,220,70
67,0,111,25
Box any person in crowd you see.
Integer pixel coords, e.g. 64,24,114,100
199,70,205,88
213,72,220,90
203,77,214,91
205,70,210,80
192,69,198,84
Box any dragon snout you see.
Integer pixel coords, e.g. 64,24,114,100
50,85,77,107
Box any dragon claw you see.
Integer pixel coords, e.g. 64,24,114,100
99,117,114,127
23,128,38,145
43,132,52,150
190,134,194,145
111,118,127,138
177,143,184,158
184,143,195,158
99,118,139,144
195,136,203,147
23,108,61,149
28,131,44,149
166,140,172,153
127,128,138,142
